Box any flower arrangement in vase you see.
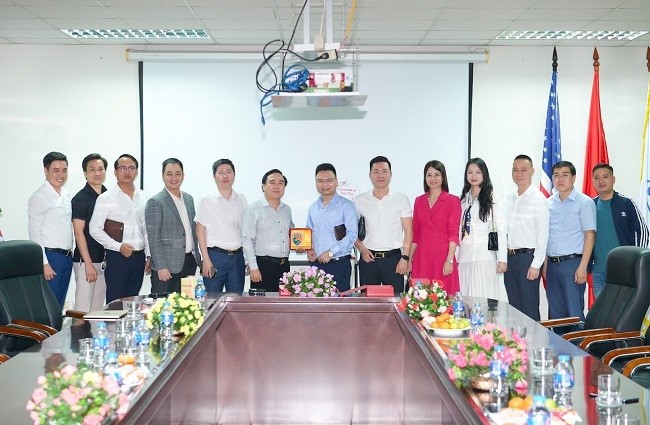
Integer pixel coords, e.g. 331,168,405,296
26,364,129,425
396,279,451,319
145,292,205,336
279,266,338,297
446,323,529,395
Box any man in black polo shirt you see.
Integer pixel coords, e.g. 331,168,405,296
71,154,108,312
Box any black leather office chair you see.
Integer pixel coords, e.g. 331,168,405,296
0,240,80,356
540,246,650,352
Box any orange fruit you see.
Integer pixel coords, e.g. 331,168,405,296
524,395,533,409
441,322,451,329
508,397,525,410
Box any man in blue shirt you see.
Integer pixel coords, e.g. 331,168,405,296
306,163,359,291
591,163,649,297
544,161,596,321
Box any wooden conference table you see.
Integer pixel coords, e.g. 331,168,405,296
0,295,648,424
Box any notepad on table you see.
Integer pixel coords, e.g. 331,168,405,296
83,309,128,321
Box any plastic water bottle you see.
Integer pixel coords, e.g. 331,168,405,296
135,319,151,366
93,321,110,368
194,276,207,310
490,345,509,400
470,302,484,332
553,355,574,408
160,301,175,344
452,292,465,319
527,395,551,425
103,352,122,385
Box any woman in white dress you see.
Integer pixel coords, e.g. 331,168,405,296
457,158,508,301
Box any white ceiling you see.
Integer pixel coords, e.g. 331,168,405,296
0,0,649,48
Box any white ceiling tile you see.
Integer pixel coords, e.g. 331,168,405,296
107,6,195,19
0,6,38,18
579,20,650,31
425,30,501,40
203,19,279,30
506,21,596,31
446,0,538,8
208,29,281,39
353,38,426,46
489,39,559,46
14,0,98,5
6,37,80,44
44,18,127,29
440,8,525,20
534,0,628,8
188,0,271,6
621,0,650,7
555,38,630,47
194,7,276,20
354,30,428,40
20,6,113,19
0,18,53,29
122,19,204,29
355,20,432,31
0,28,71,38
519,8,612,20
433,20,513,31
600,9,650,20
99,0,186,6
357,8,442,20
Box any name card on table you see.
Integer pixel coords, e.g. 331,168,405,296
181,276,197,298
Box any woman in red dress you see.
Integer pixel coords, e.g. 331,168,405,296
410,160,461,295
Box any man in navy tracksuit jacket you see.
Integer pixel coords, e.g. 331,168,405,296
592,164,649,296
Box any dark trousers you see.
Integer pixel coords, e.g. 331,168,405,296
546,257,585,320
310,256,352,292
504,252,541,321
251,256,290,292
151,253,198,295
358,254,405,295
204,249,245,295
104,250,145,303
44,250,73,307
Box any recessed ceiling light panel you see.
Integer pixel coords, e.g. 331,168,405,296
497,30,648,41
62,29,209,39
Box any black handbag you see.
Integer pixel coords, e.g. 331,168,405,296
487,215,498,251
358,215,366,241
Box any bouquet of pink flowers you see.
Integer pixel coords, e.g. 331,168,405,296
26,364,129,425
446,323,529,395
279,266,338,297
396,280,451,319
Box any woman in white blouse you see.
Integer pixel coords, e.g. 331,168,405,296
457,158,508,301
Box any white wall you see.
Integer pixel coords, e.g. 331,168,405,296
473,46,649,200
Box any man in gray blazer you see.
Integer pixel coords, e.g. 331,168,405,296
145,158,199,294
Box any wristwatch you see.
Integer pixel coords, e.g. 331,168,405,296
327,250,334,258
401,254,410,261
446,258,453,264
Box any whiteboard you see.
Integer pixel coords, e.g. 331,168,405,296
142,60,470,230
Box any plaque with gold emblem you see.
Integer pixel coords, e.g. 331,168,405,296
289,228,312,250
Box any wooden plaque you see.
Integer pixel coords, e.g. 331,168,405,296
290,228,312,250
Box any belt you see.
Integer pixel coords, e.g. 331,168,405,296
131,250,145,255
209,246,243,255
507,248,535,255
258,256,289,265
45,247,72,257
332,255,351,262
370,249,401,259
548,253,582,263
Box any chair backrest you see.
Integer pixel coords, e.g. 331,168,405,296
0,240,62,330
585,246,650,332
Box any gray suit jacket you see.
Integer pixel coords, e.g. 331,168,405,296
145,189,199,274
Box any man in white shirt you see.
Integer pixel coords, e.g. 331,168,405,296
28,151,73,307
89,154,149,303
504,154,549,320
195,159,248,294
354,156,412,295
145,158,199,295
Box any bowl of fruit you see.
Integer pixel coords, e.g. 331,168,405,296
421,313,471,337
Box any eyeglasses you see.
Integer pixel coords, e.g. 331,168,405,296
316,178,335,184
117,165,137,172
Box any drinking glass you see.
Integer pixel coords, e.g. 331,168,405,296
530,347,554,376
596,374,622,408
617,414,640,425
510,324,527,339
77,337,94,366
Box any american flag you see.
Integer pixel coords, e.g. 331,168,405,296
540,48,562,197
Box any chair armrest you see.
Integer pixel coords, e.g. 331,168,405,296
539,317,581,328
578,331,642,350
622,356,650,378
0,353,9,363
10,320,57,336
5,323,50,339
0,325,47,342
602,345,650,366
65,310,87,320
563,327,615,342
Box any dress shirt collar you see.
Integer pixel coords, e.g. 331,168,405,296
261,197,287,211
319,193,343,208
83,182,107,197
552,187,579,203
165,188,183,201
